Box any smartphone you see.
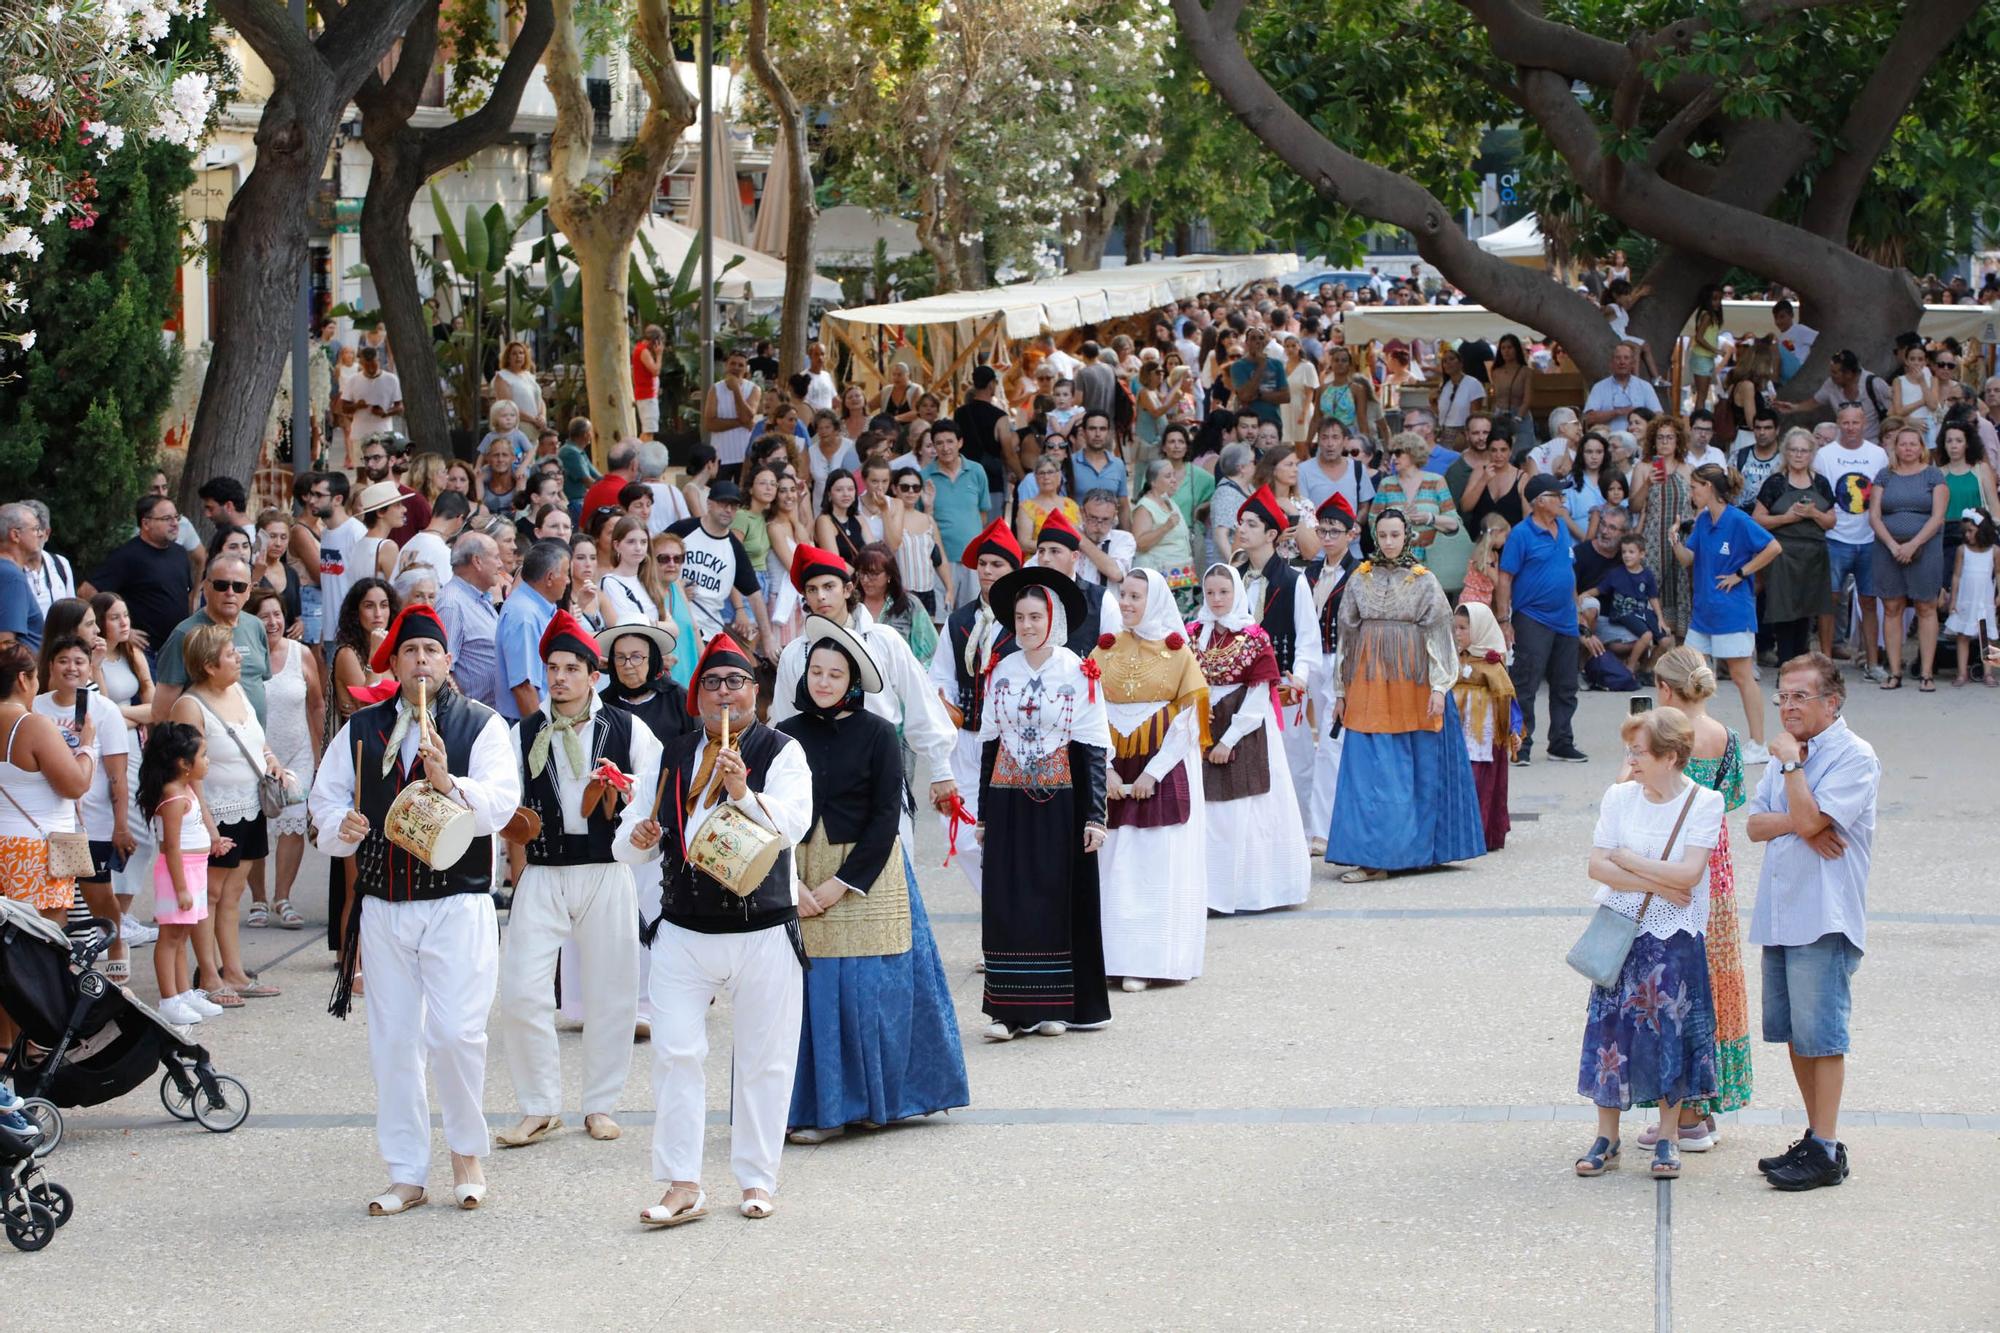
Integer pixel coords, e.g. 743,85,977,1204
73,683,93,729
1628,694,1654,716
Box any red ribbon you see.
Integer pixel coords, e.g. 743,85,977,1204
590,758,634,796
347,679,401,704
941,793,977,866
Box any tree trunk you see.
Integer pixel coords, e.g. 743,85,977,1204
359,140,453,453
1122,200,1153,266
181,90,338,507
570,223,637,449
744,0,816,377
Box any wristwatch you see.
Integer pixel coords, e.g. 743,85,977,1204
1778,759,1804,775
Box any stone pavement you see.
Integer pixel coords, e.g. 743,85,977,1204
17,686,2000,1329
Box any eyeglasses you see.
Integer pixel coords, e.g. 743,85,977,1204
612,651,651,667
699,673,755,692
1772,691,1829,706
655,553,683,566
209,579,250,594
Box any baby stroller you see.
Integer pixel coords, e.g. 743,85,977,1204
0,1093,68,1251
0,899,250,1155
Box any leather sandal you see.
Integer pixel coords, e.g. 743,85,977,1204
1574,1136,1620,1176
1880,674,1902,690
640,1188,707,1228
495,1116,563,1148
367,1189,428,1217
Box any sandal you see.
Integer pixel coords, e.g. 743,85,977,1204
1575,1136,1620,1176
495,1116,564,1148
1650,1140,1682,1178
245,903,269,929
1919,677,1936,692
273,899,304,930
236,979,282,998
203,988,245,1009
1339,868,1388,884
639,1188,707,1229
1880,674,1902,690
104,959,131,983
367,1189,428,1217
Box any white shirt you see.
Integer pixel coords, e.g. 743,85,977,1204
398,530,453,587
507,695,663,838
1435,373,1485,429
1590,779,1724,939
1747,718,1878,951
317,515,367,638
646,482,691,536
769,605,957,779
309,698,520,858
612,728,814,895
1043,348,1082,382
1583,374,1663,417
1813,441,1889,546
340,368,403,440
803,369,838,414
1074,529,1136,587
26,552,74,616
1242,564,1323,688
33,691,129,838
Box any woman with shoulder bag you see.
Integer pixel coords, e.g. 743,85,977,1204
1573,706,1724,1181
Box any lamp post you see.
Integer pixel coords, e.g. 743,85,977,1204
290,0,312,472
698,0,715,393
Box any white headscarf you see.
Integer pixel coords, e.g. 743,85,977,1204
1122,567,1185,644
1012,584,1070,654
1193,561,1254,649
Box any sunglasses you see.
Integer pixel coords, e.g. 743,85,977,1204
655,553,683,566
209,579,250,594
895,484,921,494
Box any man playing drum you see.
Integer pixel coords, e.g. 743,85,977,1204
614,632,813,1227
494,610,662,1149
309,604,520,1217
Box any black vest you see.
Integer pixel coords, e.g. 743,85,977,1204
945,599,1018,734
652,722,798,934
1256,556,1304,674
353,688,496,902
1065,580,1108,658
1312,554,1359,655
516,705,634,866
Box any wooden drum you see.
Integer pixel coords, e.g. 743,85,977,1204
687,804,784,898
385,781,477,871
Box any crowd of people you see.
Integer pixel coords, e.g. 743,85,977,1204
0,268,1931,1210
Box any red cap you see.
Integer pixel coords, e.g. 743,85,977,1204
1034,507,1083,551
538,608,601,669
1239,485,1288,536
693,632,756,681
1315,492,1358,524
960,515,1024,571
789,542,851,593
368,605,448,674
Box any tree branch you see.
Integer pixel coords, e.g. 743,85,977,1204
372,0,440,125
422,0,556,172
212,0,324,79
1455,0,1628,88
319,0,434,88
1799,0,1981,243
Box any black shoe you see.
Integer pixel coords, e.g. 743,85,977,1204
1547,746,1590,763
1767,1140,1847,1191
1511,750,1532,767
1757,1136,1814,1176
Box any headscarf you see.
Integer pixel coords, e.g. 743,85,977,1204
792,638,867,718
1125,567,1183,643
1459,601,1509,661
1013,585,1068,654
1193,562,1255,649
1367,506,1423,570
602,638,668,705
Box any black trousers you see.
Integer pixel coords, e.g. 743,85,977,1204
1508,615,1579,753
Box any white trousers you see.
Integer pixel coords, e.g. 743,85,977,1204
1282,684,1319,827
1308,684,1345,844
648,921,803,1193
559,865,664,1025
941,729,983,892
360,893,498,1187
498,862,639,1118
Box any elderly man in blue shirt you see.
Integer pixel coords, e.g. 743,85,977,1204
496,539,569,720
1745,652,1879,1192
1495,474,1588,764
436,530,504,711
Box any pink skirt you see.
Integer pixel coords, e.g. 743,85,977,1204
153,852,210,925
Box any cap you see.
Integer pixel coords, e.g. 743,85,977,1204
537,608,601,670
960,515,1024,570
1316,492,1358,526
1525,474,1564,503
708,479,746,505
369,605,448,673
789,542,851,593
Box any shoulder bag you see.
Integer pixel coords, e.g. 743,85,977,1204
195,694,286,820
0,787,94,879
1565,783,1700,989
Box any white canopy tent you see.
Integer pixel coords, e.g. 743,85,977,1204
506,213,843,304
1475,215,1545,267
1341,300,2000,346
811,206,921,266
821,253,1300,391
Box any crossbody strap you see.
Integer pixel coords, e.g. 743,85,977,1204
1634,783,1702,927
0,780,41,832
193,692,262,774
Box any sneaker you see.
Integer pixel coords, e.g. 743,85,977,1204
1511,750,1532,768
1546,746,1590,763
1767,1140,1848,1191
121,916,158,947
1859,663,1887,683
1757,1136,1815,1175
185,990,224,1018
1676,1117,1717,1153
158,995,204,1025
1738,739,1771,766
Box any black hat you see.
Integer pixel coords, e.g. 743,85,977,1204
1525,474,1564,503
708,479,746,505
989,565,1086,634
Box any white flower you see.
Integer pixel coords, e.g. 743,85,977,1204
40,201,64,223
18,330,35,350
12,76,54,101
44,4,63,21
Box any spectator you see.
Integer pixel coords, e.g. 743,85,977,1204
478,400,533,470
1076,488,1136,590
1775,348,1890,440
1572,502,1630,593
1749,427,1838,664
329,578,398,730
81,495,193,661
1932,419,2000,573
1731,409,1784,509
636,440,691,535
800,340,837,414
1208,442,1255,569
581,438,640,519
1745,653,1879,1192
1580,343,1663,429
1631,414,1695,640
558,417,602,513
1368,432,1460,555
1299,418,1375,518
33,630,132,973
807,412,862,513
399,489,470,591
436,532,503,709
335,345,404,460
1814,404,1889,673
252,507,303,633
0,503,48,651
1228,326,1289,431
0,641,93,932
15,500,74,615
633,324,664,440
666,480,773,649
921,421,992,605
1867,423,1948,690
247,585,318,932
1671,464,1779,763
496,538,570,721
954,364,1017,499
1432,344,1485,447
1531,406,1583,476
492,339,547,435
152,554,272,727
1496,474,1587,765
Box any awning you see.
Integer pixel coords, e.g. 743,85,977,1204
506,213,841,304
1475,214,1543,267
1340,299,2000,345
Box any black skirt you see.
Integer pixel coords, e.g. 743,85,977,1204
979,742,1111,1031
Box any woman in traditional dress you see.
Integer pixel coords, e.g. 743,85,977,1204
1091,567,1209,989
781,616,969,1141
1452,602,1521,851
1324,509,1486,880
976,567,1111,1040
1632,646,1751,1154
1194,563,1308,914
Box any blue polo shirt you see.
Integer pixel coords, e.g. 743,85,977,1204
495,581,556,720
1499,514,1579,635
922,459,992,565
1070,449,1127,502
1687,503,1773,635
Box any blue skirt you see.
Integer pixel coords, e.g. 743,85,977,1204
1324,693,1488,870
789,851,971,1131
1577,929,1718,1110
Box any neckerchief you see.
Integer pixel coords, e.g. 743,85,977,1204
381,693,431,777
684,727,737,816
527,704,590,780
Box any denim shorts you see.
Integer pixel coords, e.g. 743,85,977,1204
1761,933,1862,1057
1686,628,1756,660
1827,539,1874,599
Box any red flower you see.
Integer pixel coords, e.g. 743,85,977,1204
1079,658,1103,680
1097,633,1117,650
1484,650,1504,664
1165,632,1185,650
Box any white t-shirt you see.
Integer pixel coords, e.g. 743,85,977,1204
398,530,453,587
1435,373,1484,429
1590,779,1724,940
1583,374,1663,417
340,369,403,440
803,369,837,414
1682,442,1725,471
646,482,691,536
1814,441,1889,546
318,515,367,626
33,691,130,839
668,518,760,638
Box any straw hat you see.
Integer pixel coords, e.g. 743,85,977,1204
354,481,405,516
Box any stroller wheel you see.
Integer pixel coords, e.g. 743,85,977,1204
192,1074,250,1134
3,1200,55,1252
18,1100,60,1158
27,1179,71,1228
159,1069,197,1122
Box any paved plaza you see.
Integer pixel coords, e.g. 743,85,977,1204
24,688,2000,1329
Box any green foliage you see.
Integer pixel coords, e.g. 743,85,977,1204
0,137,192,567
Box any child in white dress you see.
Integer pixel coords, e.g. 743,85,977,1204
1946,509,1998,687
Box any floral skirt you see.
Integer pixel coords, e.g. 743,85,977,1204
1642,826,1751,1115
1578,929,1718,1111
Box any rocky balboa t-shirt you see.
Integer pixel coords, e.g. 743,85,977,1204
667,517,761,638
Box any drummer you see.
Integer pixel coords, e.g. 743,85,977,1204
614,631,813,1227
495,610,662,1150
309,604,520,1218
